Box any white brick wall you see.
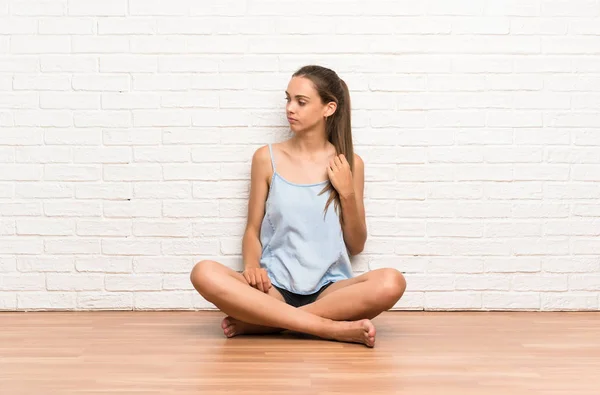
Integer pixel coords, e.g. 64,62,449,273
1,0,599,312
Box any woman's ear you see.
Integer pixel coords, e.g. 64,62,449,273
324,101,337,118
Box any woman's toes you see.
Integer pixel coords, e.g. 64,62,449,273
221,318,229,329
225,327,236,337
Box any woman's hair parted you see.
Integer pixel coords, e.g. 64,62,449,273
292,65,354,223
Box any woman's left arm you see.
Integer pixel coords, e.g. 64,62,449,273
327,153,367,256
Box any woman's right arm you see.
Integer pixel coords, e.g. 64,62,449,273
241,145,272,292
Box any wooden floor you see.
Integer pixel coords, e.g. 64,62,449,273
0,311,598,395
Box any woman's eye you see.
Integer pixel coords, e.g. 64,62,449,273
299,101,305,106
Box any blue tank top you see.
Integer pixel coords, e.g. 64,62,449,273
259,143,354,295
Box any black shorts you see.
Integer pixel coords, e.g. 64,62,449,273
273,282,334,308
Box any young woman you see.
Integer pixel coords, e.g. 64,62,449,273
190,65,406,347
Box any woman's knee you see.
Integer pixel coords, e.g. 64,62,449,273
190,260,221,296
375,268,406,308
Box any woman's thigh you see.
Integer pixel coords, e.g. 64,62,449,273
314,268,406,302
192,260,286,303
314,271,371,301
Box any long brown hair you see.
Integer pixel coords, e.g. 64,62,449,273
292,65,354,223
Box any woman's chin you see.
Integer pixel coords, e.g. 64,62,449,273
288,124,302,133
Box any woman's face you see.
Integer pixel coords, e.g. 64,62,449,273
285,76,335,134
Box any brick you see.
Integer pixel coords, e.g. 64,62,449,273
129,0,189,16
11,1,65,16
162,92,218,108
17,219,73,236
191,146,256,162
162,274,195,291
0,55,38,72
103,129,162,145
483,293,540,310
102,93,160,110
427,183,482,200
44,201,101,217
0,238,43,254
76,256,131,273
0,147,14,162
77,293,133,310
75,183,131,200
485,222,541,238
0,219,14,235
103,165,162,181
456,275,510,291
512,274,568,292
425,292,482,310
18,256,74,272
18,292,76,310
0,202,41,216
133,182,191,199
41,55,97,72
45,130,102,145
131,37,187,54
0,183,13,198
163,165,220,181
427,222,483,238
71,36,130,54
133,257,191,273
46,273,104,291
105,274,162,291
99,55,157,72
192,220,245,237
45,165,100,181
14,110,71,127
511,238,570,255
157,18,214,34
72,74,130,91
133,110,190,127
133,221,190,237
0,257,17,273
16,183,73,199
38,18,94,34
542,1,599,17
162,239,220,255
17,147,70,163
0,92,38,108
568,275,600,291
0,165,42,180
73,147,130,164
541,293,598,311
45,239,101,254
543,257,599,273
104,201,161,218
40,92,99,109
133,147,189,163
485,257,541,273
102,240,162,256
0,274,45,291
163,200,219,218
427,258,484,273
134,292,192,310
10,36,69,54
67,0,127,16
76,220,131,236
74,111,131,128
98,18,155,35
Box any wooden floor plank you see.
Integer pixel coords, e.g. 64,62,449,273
0,311,598,394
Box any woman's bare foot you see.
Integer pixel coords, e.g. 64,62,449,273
221,316,283,338
329,319,376,347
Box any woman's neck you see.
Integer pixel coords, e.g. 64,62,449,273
289,130,329,157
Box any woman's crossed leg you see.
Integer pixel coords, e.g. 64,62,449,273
190,260,406,347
